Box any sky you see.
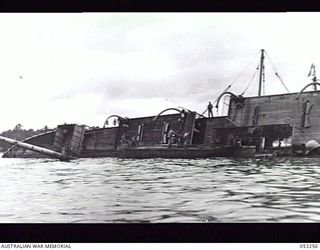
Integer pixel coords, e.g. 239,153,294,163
0,13,320,132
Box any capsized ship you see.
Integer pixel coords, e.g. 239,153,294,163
2,49,320,160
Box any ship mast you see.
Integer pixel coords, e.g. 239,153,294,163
258,49,265,96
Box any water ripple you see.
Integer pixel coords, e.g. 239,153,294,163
0,155,320,222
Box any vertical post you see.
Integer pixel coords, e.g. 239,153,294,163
313,64,317,91
291,124,295,154
258,49,265,96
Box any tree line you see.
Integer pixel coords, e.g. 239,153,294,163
0,124,53,152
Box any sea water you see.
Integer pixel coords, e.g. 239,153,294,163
0,154,319,222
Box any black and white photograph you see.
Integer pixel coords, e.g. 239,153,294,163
1,12,320,231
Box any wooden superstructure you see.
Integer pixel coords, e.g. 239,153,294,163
3,49,320,159
204,90,320,155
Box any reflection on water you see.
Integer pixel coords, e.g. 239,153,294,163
0,154,320,222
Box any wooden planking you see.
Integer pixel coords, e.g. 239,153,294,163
51,124,86,154
228,91,320,128
82,127,118,150
111,112,197,146
26,132,55,146
206,117,234,128
183,112,197,144
125,114,185,145
204,117,239,144
205,91,320,145
220,91,320,146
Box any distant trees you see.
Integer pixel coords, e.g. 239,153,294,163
0,124,54,152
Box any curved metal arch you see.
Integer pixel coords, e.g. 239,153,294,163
153,108,182,121
103,115,126,128
215,91,240,109
296,82,320,100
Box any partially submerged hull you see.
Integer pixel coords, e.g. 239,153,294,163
4,50,320,160
4,89,320,160
3,135,234,159
117,145,234,159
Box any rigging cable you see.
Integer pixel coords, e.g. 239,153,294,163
241,64,259,96
202,51,261,116
224,51,261,90
265,51,290,93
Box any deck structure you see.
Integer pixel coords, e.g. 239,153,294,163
3,50,320,159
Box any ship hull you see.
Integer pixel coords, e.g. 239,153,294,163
78,146,234,159
118,146,234,159
5,89,320,160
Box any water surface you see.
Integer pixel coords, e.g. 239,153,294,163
0,155,319,222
